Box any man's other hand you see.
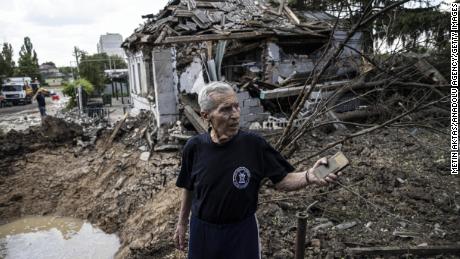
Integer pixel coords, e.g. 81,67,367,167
174,223,187,251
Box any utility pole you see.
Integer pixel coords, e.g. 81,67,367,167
73,46,81,78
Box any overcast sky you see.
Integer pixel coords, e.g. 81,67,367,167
0,0,169,67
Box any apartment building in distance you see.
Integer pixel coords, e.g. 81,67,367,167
97,33,125,58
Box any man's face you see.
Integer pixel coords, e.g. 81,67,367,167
204,91,240,138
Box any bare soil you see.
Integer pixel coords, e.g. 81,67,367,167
0,117,458,258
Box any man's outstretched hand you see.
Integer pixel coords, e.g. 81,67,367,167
307,157,341,186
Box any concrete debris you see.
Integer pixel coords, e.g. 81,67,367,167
154,144,182,152
432,223,446,238
396,177,406,184
314,217,331,223
392,230,419,238
334,221,358,231
312,222,334,231
310,238,321,248
139,152,151,161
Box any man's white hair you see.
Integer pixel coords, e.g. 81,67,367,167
198,81,235,112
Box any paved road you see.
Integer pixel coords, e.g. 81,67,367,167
0,98,53,115
0,88,63,116
0,88,66,133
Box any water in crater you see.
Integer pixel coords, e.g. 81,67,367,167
0,216,120,259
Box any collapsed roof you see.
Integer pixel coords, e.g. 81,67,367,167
122,0,336,51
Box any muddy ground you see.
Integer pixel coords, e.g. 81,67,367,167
0,116,458,258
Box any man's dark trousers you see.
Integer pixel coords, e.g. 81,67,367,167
188,214,260,259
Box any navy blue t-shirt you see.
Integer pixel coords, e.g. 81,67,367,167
176,130,295,224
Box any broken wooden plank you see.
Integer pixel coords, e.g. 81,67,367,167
278,0,286,15
284,5,301,25
174,9,194,17
347,245,460,256
170,133,193,141
105,113,129,148
160,31,274,44
327,111,347,130
184,105,207,133
259,80,350,99
164,25,180,36
415,59,448,85
154,28,168,44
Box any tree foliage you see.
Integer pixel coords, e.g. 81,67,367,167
42,61,56,67
17,37,40,80
62,78,94,109
0,43,15,78
292,0,449,53
78,52,127,93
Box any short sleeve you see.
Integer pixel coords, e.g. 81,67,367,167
261,139,295,184
176,139,195,191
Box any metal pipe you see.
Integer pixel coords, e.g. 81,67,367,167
295,201,318,259
295,212,308,259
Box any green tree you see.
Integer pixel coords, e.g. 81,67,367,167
62,78,94,109
78,52,127,93
0,43,15,77
58,66,75,80
108,55,127,69
293,0,448,53
17,37,40,80
42,61,56,67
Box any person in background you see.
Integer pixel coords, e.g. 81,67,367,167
34,89,47,117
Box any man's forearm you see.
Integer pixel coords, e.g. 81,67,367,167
178,189,192,225
275,171,308,191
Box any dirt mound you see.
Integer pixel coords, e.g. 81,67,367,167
0,116,83,158
40,116,83,142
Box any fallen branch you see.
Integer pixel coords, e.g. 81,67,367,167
276,0,410,151
294,96,448,165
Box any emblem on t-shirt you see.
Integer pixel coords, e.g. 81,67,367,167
233,167,251,189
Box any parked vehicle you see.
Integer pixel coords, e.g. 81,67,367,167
1,81,33,105
1,77,37,105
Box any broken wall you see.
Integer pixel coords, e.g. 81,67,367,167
152,48,179,126
238,91,269,128
179,57,206,95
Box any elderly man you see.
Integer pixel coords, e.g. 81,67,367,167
175,81,339,259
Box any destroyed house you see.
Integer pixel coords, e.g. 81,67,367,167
122,0,362,129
